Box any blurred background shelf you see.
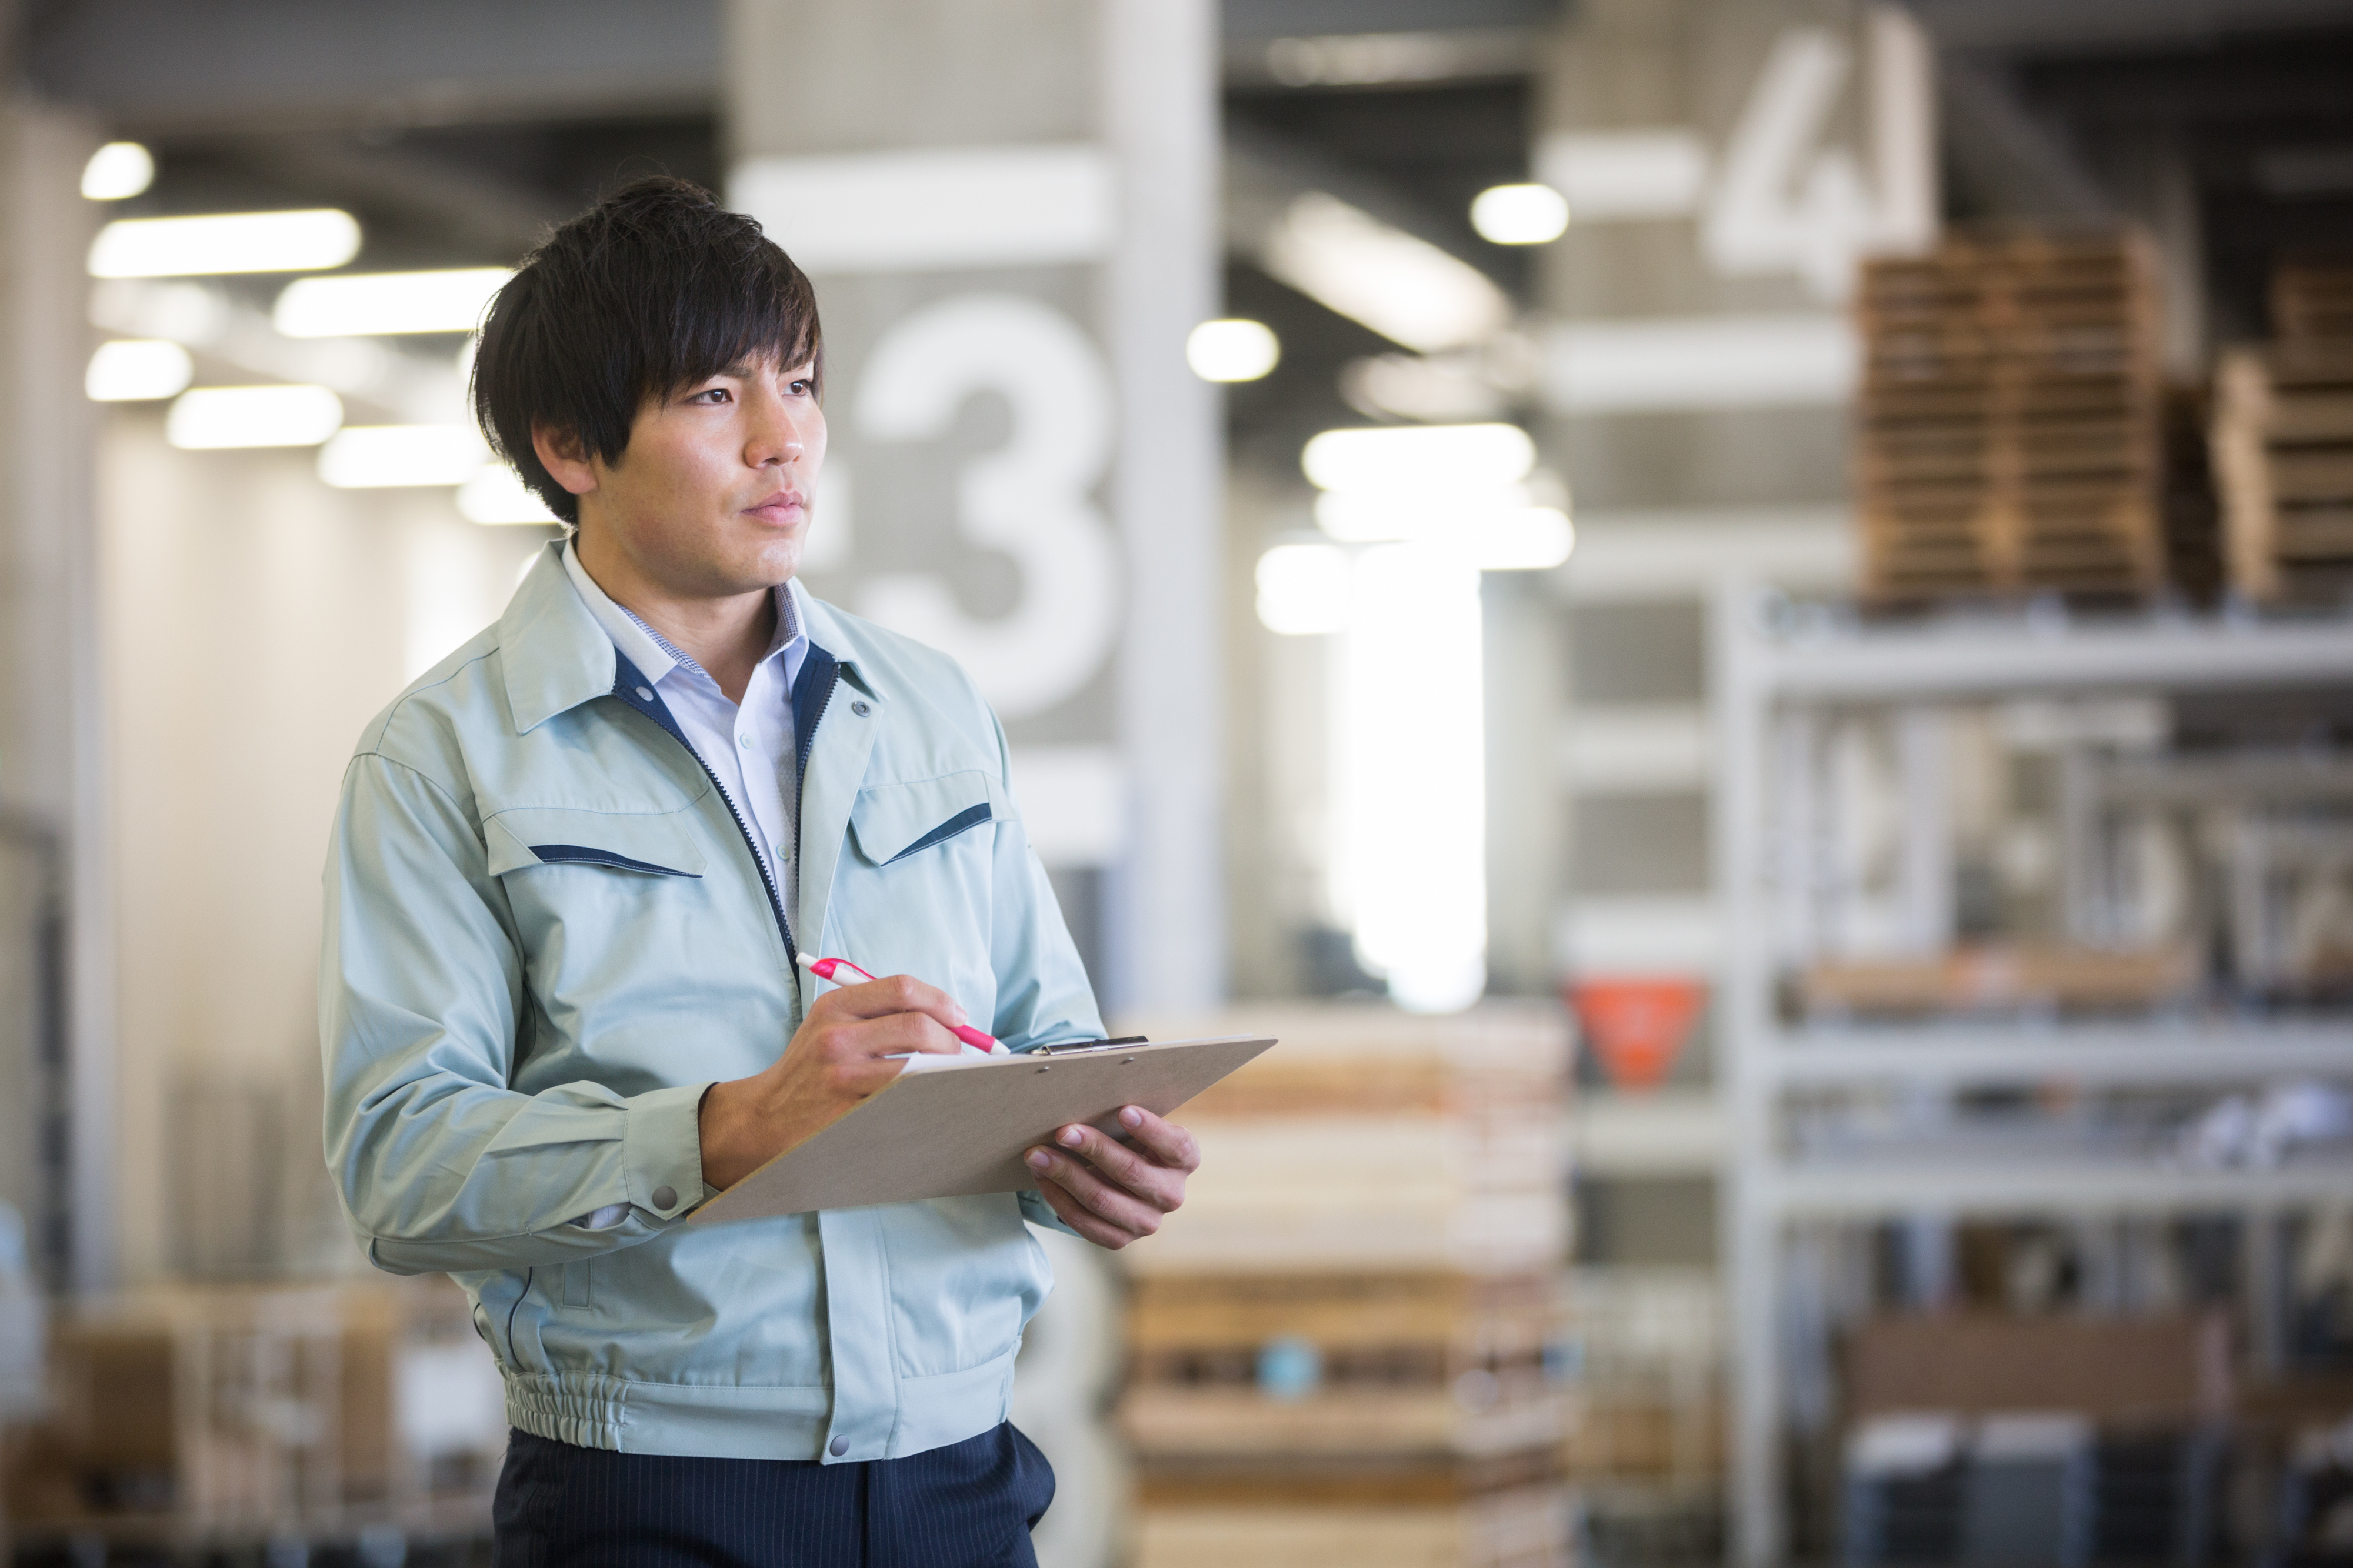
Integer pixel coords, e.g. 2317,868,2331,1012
1718,601,2353,1567
1763,1020,2353,1086
1762,1158,2353,1217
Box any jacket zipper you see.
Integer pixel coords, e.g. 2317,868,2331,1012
612,662,795,965
684,747,794,965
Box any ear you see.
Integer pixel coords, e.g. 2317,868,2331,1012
531,422,598,498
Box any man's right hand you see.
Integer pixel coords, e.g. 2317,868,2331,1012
697,973,970,1190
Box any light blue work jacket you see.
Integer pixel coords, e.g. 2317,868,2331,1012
319,541,1104,1462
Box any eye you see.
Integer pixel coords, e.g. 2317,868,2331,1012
688,386,732,406
788,378,815,397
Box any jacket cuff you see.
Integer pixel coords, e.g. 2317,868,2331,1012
1018,1187,1081,1238
625,1082,712,1219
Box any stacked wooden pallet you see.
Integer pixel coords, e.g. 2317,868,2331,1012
1856,231,2165,600
2274,261,2353,343
2212,297,2353,603
1116,1003,1571,1568
2,1277,503,1556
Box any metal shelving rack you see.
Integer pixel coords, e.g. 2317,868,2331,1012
1709,589,2353,1567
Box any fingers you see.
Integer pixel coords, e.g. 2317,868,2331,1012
1023,1148,1164,1247
807,975,968,1056
1023,1122,1185,1247
1042,1121,1188,1208
1105,1106,1201,1174
1024,1173,1137,1250
812,971,971,1037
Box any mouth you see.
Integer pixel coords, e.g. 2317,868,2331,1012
743,491,808,528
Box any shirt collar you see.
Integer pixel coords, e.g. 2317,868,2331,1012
561,536,809,689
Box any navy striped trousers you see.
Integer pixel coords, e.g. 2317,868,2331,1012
491,1424,1056,1567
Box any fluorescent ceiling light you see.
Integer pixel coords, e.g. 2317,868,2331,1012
319,425,490,488
275,268,513,338
1254,543,1349,635
1261,192,1511,353
1465,508,1574,570
458,466,562,526
81,142,154,201
1315,486,1528,541
1301,422,1534,495
1185,318,1280,382
85,278,228,347
1471,184,1570,245
1338,353,1506,424
85,339,192,401
1315,489,1572,571
89,209,361,278
166,385,343,449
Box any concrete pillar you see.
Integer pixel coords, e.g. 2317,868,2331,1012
724,0,1224,1018
0,94,107,1291
1532,3,1934,1562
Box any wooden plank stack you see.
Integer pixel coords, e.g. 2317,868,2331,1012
2211,263,2353,602
2274,261,2353,343
1856,231,2165,600
2,1277,503,1556
1115,1003,1572,1568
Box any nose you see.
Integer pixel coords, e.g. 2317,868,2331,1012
745,376,808,468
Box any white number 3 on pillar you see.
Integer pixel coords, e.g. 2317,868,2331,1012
854,293,1118,720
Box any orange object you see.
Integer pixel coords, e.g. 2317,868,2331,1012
1568,978,1706,1089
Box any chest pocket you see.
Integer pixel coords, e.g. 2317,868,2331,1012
848,771,996,867
483,805,709,879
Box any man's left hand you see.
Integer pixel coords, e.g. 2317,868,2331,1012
1024,1106,1198,1250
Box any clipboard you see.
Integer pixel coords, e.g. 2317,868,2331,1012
688,1033,1278,1225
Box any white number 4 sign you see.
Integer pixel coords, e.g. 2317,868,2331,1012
1701,7,1936,302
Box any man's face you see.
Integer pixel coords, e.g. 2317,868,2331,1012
569,355,826,599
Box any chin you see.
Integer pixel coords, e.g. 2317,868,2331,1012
725,541,801,590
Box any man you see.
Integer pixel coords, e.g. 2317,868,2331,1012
319,177,1197,1566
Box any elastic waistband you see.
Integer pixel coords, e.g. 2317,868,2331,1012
501,1351,1017,1462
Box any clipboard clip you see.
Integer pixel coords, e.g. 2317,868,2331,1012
1031,1035,1151,1057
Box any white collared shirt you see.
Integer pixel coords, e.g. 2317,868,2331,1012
561,539,812,926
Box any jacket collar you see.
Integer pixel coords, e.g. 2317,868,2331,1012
498,539,862,734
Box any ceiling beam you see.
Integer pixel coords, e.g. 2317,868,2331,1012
24,0,718,134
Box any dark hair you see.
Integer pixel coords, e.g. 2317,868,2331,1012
471,175,823,525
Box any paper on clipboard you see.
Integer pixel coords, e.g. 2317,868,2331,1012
688,1033,1277,1225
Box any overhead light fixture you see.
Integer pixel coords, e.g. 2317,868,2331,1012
1185,318,1281,383
275,268,514,338
1260,192,1511,353
89,209,361,279
165,385,344,449
319,425,491,488
1254,542,1349,635
1462,508,1573,569
457,466,562,526
1315,492,1572,570
85,339,192,402
1301,422,1534,494
1470,183,1570,245
81,142,154,202
1338,353,1507,423
85,278,228,348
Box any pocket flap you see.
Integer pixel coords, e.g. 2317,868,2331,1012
483,805,709,878
848,771,996,866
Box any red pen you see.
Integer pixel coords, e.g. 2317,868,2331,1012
798,952,1004,1053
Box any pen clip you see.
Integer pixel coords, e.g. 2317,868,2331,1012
1032,1035,1151,1057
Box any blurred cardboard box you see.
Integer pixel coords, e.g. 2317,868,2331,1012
1844,1312,2231,1426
